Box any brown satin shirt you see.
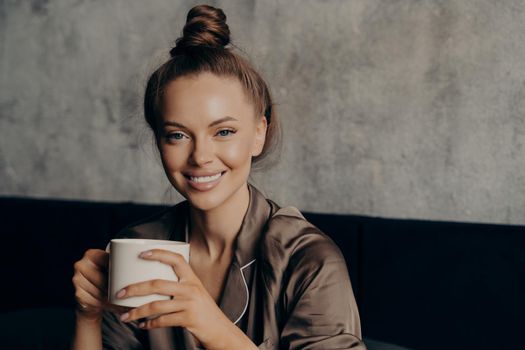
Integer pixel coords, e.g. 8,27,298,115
102,184,365,349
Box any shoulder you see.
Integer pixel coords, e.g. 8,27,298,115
115,201,188,240
259,206,351,301
261,206,346,270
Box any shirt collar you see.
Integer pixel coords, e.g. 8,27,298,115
169,183,274,267
219,183,275,324
232,183,273,267
168,183,275,325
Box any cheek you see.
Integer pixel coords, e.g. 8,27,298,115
159,145,186,173
219,135,255,168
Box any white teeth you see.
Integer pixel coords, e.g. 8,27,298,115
189,172,222,183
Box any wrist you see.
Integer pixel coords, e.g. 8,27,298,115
213,322,257,350
73,310,103,350
75,309,103,326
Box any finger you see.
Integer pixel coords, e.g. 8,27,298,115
119,279,189,299
105,304,132,315
139,311,188,330
122,299,185,322
72,272,107,300
139,250,194,282
74,260,108,294
75,287,105,310
85,249,109,269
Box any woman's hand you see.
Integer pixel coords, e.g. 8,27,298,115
72,249,128,322
116,249,255,350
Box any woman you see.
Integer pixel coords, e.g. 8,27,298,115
72,5,364,350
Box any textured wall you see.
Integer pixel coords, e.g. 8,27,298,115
1,0,524,225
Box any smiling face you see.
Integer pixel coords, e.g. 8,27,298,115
156,72,267,212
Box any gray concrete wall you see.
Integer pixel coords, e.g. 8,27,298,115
1,0,524,225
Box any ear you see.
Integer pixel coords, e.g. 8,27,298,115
251,116,268,157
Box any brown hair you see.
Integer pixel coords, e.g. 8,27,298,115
144,4,281,167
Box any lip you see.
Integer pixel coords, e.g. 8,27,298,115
184,171,226,192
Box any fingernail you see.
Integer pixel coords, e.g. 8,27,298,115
120,312,129,321
140,250,153,258
139,322,146,328
116,289,126,298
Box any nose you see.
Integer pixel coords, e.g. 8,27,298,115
189,136,214,166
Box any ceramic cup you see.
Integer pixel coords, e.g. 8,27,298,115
107,238,190,308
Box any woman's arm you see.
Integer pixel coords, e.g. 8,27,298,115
72,249,141,349
279,236,365,350
71,312,103,350
71,249,108,349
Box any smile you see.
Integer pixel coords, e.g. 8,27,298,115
184,171,226,191
188,172,222,183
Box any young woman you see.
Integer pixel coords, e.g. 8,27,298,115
72,5,364,350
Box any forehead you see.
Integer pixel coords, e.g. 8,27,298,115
161,72,255,125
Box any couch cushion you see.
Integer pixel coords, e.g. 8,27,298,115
0,307,75,350
359,218,525,350
0,197,115,311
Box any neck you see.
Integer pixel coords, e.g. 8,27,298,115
188,183,250,261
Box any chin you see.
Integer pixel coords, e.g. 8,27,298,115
185,193,227,212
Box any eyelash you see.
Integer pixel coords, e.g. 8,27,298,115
216,129,236,137
166,132,187,141
165,129,236,141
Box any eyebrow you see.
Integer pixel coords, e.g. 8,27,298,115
163,116,239,129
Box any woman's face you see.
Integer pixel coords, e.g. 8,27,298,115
157,72,267,212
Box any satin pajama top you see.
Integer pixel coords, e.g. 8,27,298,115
102,184,365,349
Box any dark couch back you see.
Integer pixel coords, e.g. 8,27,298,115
1,196,523,350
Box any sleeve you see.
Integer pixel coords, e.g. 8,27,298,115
101,308,148,350
279,236,366,350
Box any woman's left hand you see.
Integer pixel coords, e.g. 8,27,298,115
116,249,252,350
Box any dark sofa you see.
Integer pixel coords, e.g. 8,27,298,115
0,196,523,349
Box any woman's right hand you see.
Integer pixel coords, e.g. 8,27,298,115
72,249,112,321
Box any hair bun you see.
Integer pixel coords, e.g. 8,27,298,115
170,5,230,57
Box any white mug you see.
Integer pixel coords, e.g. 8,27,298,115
107,238,190,308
